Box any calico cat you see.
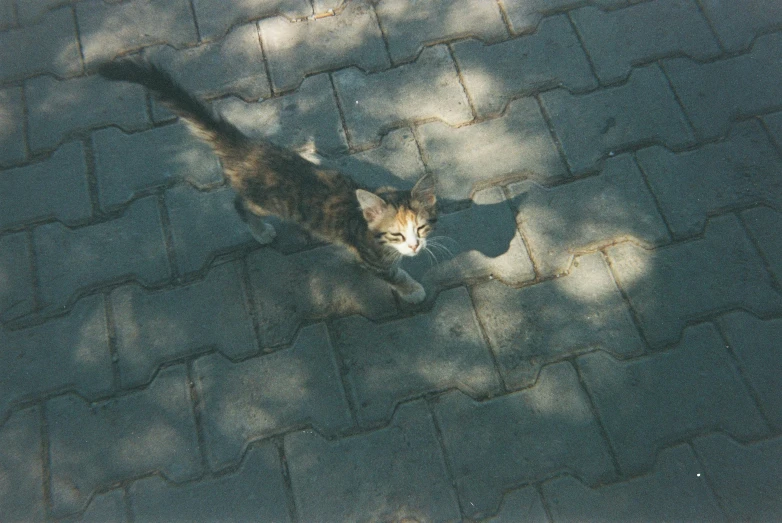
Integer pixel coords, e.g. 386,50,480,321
98,58,436,304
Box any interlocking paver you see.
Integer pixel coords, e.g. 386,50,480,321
191,0,311,41
25,74,149,153
417,97,568,201
471,253,644,390
193,323,352,470
434,362,616,519
718,312,782,430
260,1,388,93
0,232,34,321
0,407,44,521
215,73,348,154
763,111,782,147
637,120,782,238
0,7,81,83
15,0,67,25
285,400,461,522
571,0,720,84
510,154,669,278
374,0,507,64
93,123,222,210
606,214,782,348
698,0,782,52
693,433,782,521
452,15,597,117
247,245,397,347
0,295,111,421
543,445,724,521
76,0,197,67
486,487,548,523
540,65,695,174
34,196,171,309
663,32,782,141
0,87,26,166
578,323,769,476
333,45,472,148
48,365,201,518
111,262,257,389
741,206,782,282
332,287,500,427
499,0,627,34
129,444,290,522
0,0,14,29
76,489,126,523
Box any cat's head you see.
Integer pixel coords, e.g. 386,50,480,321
356,174,437,257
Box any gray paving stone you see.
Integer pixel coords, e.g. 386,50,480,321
15,0,68,25
485,487,548,523
26,74,149,153
543,445,724,522
0,407,44,521
578,323,769,476
129,444,289,522
510,154,669,278
333,45,472,148
471,253,644,390
192,0,311,41
112,262,257,389
48,365,201,518
0,0,14,29
434,362,616,519
0,7,81,83
404,186,535,289
1,142,91,230
606,214,782,348
742,206,782,282
638,121,782,239
0,233,35,321
165,185,254,276
762,111,782,147
194,323,352,470
73,489,127,523
247,244,397,347
719,312,782,430
540,65,695,174
332,287,501,427
215,73,348,154
76,0,197,66
452,15,597,118
34,196,171,309
0,295,111,421
693,433,782,521
699,0,782,52
500,0,584,34
93,123,222,211
417,97,568,201
147,22,271,101
571,0,720,84
286,400,461,522
260,1,388,93
663,32,782,141
0,87,26,166
374,0,507,64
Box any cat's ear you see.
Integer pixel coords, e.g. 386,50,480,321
356,189,388,226
411,173,436,209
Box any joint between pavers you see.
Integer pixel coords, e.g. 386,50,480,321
464,285,509,395
274,437,299,523
737,207,782,294
565,10,602,86
327,72,355,149
533,93,576,179
447,42,479,121
631,152,676,240
323,319,361,427
185,360,211,474
424,395,469,518
102,292,123,393
69,4,86,75
40,403,53,520
156,192,182,284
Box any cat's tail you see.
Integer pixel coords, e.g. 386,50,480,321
98,58,248,160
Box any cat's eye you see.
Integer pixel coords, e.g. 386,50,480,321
387,232,405,242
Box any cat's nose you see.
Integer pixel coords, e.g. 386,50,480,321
408,241,420,253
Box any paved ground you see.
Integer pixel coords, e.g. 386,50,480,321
1,0,782,521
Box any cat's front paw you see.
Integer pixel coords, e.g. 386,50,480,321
397,281,426,304
248,219,277,245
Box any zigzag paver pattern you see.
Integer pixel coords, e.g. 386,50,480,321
1,0,781,520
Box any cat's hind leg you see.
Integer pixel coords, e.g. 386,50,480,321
384,266,426,304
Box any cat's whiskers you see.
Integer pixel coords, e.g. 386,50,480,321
425,236,457,259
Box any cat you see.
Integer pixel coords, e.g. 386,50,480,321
98,58,437,304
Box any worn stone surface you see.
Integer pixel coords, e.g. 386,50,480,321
698,0,782,52
260,1,389,93
375,0,507,63
333,45,472,147
762,111,782,147
500,0,584,34
75,489,127,523
0,233,35,321
418,97,568,201
741,206,782,282
578,324,769,475
606,214,782,348
0,0,14,29
191,0,311,41
510,154,669,278
637,120,782,238
193,323,353,470
486,487,548,523
0,407,44,521
472,253,644,390
285,400,461,522
434,362,616,519
452,15,597,117
543,445,723,521
48,365,201,518
0,87,26,166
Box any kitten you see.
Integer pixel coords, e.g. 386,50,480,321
98,58,436,304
